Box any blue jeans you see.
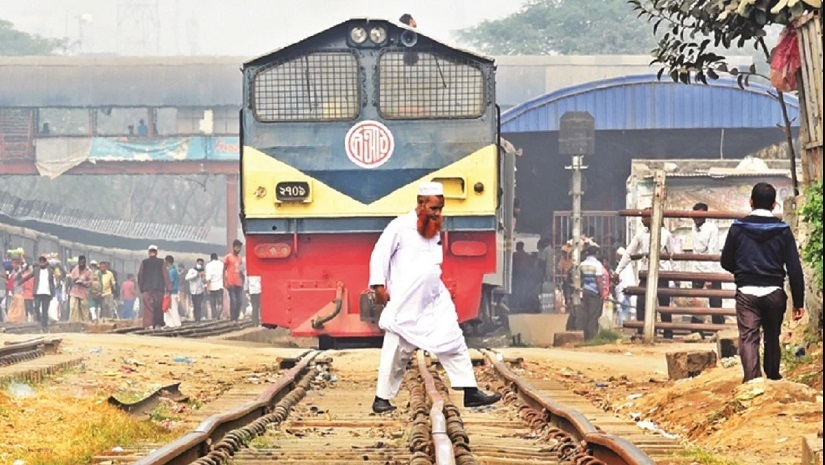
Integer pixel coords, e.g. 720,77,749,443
121,299,135,319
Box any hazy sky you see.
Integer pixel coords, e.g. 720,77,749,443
0,0,527,57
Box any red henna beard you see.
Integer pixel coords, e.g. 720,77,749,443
417,209,443,239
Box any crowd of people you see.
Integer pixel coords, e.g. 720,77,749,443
0,240,261,332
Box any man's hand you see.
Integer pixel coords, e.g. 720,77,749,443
373,285,390,306
792,307,805,321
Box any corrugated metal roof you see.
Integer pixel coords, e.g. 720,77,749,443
0,191,212,243
501,74,800,133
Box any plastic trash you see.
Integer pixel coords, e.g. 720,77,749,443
90,348,103,354
8,382,35,399
112,446,125,453
13,460,25,465
172,356,195,364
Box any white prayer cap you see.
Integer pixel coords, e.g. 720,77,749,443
617,247,627,255
418,181,443,196
148,244,158,252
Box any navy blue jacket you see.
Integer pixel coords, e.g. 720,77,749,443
720,214,804,308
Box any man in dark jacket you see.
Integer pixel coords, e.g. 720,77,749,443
137,245,171,329
721,182,805,383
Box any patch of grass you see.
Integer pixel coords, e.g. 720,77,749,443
578,329,623,347
681,447,743,465
781,345,813,372
0,390,175,465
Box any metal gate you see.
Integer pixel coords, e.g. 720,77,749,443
550,210,626,293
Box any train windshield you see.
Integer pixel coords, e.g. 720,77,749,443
378,51,486,119
252,52,360,122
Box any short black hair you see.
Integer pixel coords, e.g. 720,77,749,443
38,255,47,262
78,255,86,261
693,202,708,211
210,253,219,260
233,239,243,247
196,258,205,263
399,13,414,25
751,182,776,210
585,245,601,256
165,255,174,264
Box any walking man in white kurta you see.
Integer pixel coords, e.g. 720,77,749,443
369,181,502,414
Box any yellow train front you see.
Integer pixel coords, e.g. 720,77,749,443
241,18,511,346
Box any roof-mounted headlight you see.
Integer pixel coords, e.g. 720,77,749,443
369,26,387,44
350,26,367,44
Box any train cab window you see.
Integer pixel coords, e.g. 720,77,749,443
252,52,360,122
378,51,486,119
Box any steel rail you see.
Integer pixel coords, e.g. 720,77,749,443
133,350,320,465
617,209,779,219
638,270,734,282
629,252,721,262
417,351,456,465
623,286,735,299
480,349,655,465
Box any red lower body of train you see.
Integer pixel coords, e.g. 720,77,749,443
246,230,497,338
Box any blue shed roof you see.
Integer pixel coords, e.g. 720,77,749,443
501,74,800,133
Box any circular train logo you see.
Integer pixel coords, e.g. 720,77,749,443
344,120,395,169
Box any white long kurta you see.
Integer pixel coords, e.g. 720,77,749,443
369,211,466,356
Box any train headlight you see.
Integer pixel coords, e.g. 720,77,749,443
350,26,368,44
369,26,387,44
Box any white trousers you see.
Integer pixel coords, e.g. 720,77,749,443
375,331,477,400
164,295,182,327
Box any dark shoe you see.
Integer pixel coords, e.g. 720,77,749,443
463,388,502,408
372,397,397,414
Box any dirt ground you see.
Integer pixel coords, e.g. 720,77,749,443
0,332,306,464
501,341,824,465
1,331,822,465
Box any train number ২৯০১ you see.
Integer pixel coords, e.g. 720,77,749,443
275,181,311,202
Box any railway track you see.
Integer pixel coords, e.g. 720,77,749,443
0,337,61,367
114,319,255,338
92,347,690,465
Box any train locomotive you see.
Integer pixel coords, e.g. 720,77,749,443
240,18,514,347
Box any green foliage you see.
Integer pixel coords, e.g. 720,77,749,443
579,328,624,346
628,0,820,86
0,19,66,56
801,182,823,289
456,0,657,55
681,447,743,465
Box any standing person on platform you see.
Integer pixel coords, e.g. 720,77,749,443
721,182,805,383
120,274,137,319
205,253,224,319
248,275,261,326
137,245,171,329
164,255,182,327
185,259,207,322
614,207,675,339
368,182,502,414
690,202,724,338
98,261,118,320
579,246,606,340
32,256,56,332
69,256,94,322
224,239,245,322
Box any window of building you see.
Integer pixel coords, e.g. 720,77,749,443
252,52,360,122
38,108,91,136
378,51,486,119
96,108,151,136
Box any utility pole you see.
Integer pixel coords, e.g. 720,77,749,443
565,155,587,311
643,170,667,343
559,112,595,323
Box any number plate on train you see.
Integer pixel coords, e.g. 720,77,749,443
276,181,310,201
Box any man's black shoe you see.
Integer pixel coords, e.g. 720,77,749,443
372,397,397,414
463,388,502,408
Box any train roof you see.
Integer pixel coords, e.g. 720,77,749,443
243,18,494,68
